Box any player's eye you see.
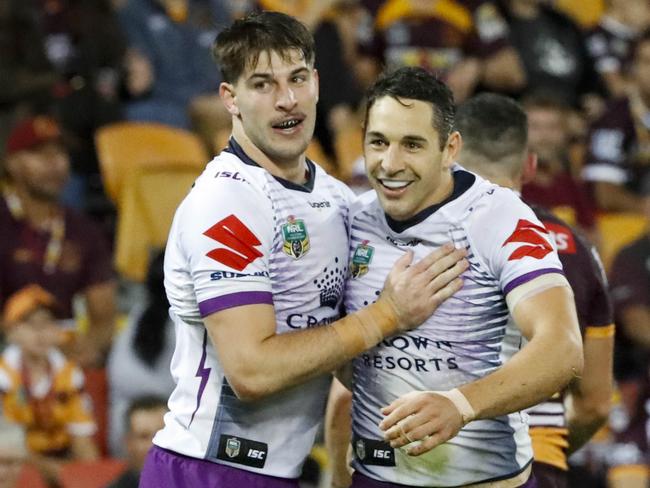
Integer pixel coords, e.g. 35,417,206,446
368,139,387,147
291,75,307,84
405,141,422,150
253,80,270,91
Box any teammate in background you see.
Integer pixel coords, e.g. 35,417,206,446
140,12,467,488
331,67,582,487
456,93,615,488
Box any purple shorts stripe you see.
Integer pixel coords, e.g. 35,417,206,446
199,291,273,317
140,445,300,488
503,268,564,296
351,470,537,487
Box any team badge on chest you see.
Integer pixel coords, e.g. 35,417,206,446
282,216,310,259
350,240,374,278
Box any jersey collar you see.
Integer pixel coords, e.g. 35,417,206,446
384,170,475,233
225,138,316,193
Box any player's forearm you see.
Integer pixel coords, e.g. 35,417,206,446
566,407,608,455
460,288,583,420
222,300,399,401
460,334,582,420
566,334,614,453
325,380,353,488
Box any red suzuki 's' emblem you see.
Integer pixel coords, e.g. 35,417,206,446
503,219,553,261
204,214,262,270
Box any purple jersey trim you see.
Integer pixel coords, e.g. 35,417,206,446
198,291,273,317
503,268,564,296
189,330,211,427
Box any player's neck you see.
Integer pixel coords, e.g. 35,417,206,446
231,124,308,184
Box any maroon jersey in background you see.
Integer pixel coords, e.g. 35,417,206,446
586,17,637,82
531,204,613,337
523,172,596,231
0,197,114,319
583,97,650,195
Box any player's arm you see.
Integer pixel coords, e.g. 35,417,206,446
325,378,353,488
565,325,614,454
206,246,467,401
381,281,583,455
77,280,117,366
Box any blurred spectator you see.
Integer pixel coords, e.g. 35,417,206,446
0,285,99,484
583,31,650,212
107,396,166,488
497,0,602,110
117,0,230,152
0,116,116,367
107,251,174,456
38,0,126,211
0,1,59,154
586,0,650,98
0,420,28,488
608,174,650,373
521,93,597,235
1,0,127,215
354,0,525,101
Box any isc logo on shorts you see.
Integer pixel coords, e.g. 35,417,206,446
216,434,268,468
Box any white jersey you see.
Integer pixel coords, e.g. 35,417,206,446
154,139,353,479
345,167,565,486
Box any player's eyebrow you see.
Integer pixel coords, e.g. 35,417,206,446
402,135,428,144
365,131,387,139
247,67,310,82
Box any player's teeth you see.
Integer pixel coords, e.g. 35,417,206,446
382,180,409,189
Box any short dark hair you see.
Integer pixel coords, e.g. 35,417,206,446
455,93,528,163
521,91,569,114
125,396,167,432
213,11,315,84
364,67,455,149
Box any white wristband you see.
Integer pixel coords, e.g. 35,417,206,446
432,388,476,425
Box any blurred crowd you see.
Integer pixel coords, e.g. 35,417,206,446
1,0,650,487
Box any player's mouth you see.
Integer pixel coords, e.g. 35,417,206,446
377,178,412,196
272,116,305,135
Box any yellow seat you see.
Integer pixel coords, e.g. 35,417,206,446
95,123,208,281
555,0,604,28
596,212,647,271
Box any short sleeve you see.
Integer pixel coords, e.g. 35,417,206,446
467,189,564,302
174,171,275,318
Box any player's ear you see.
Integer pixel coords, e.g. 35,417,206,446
219,82,239,116
521,151,537,185
442,131,462,169
313,68,319,103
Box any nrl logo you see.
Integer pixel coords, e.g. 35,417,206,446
282,215,310,259
225,437,241,458
355,439,366,460
350,240,374,278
